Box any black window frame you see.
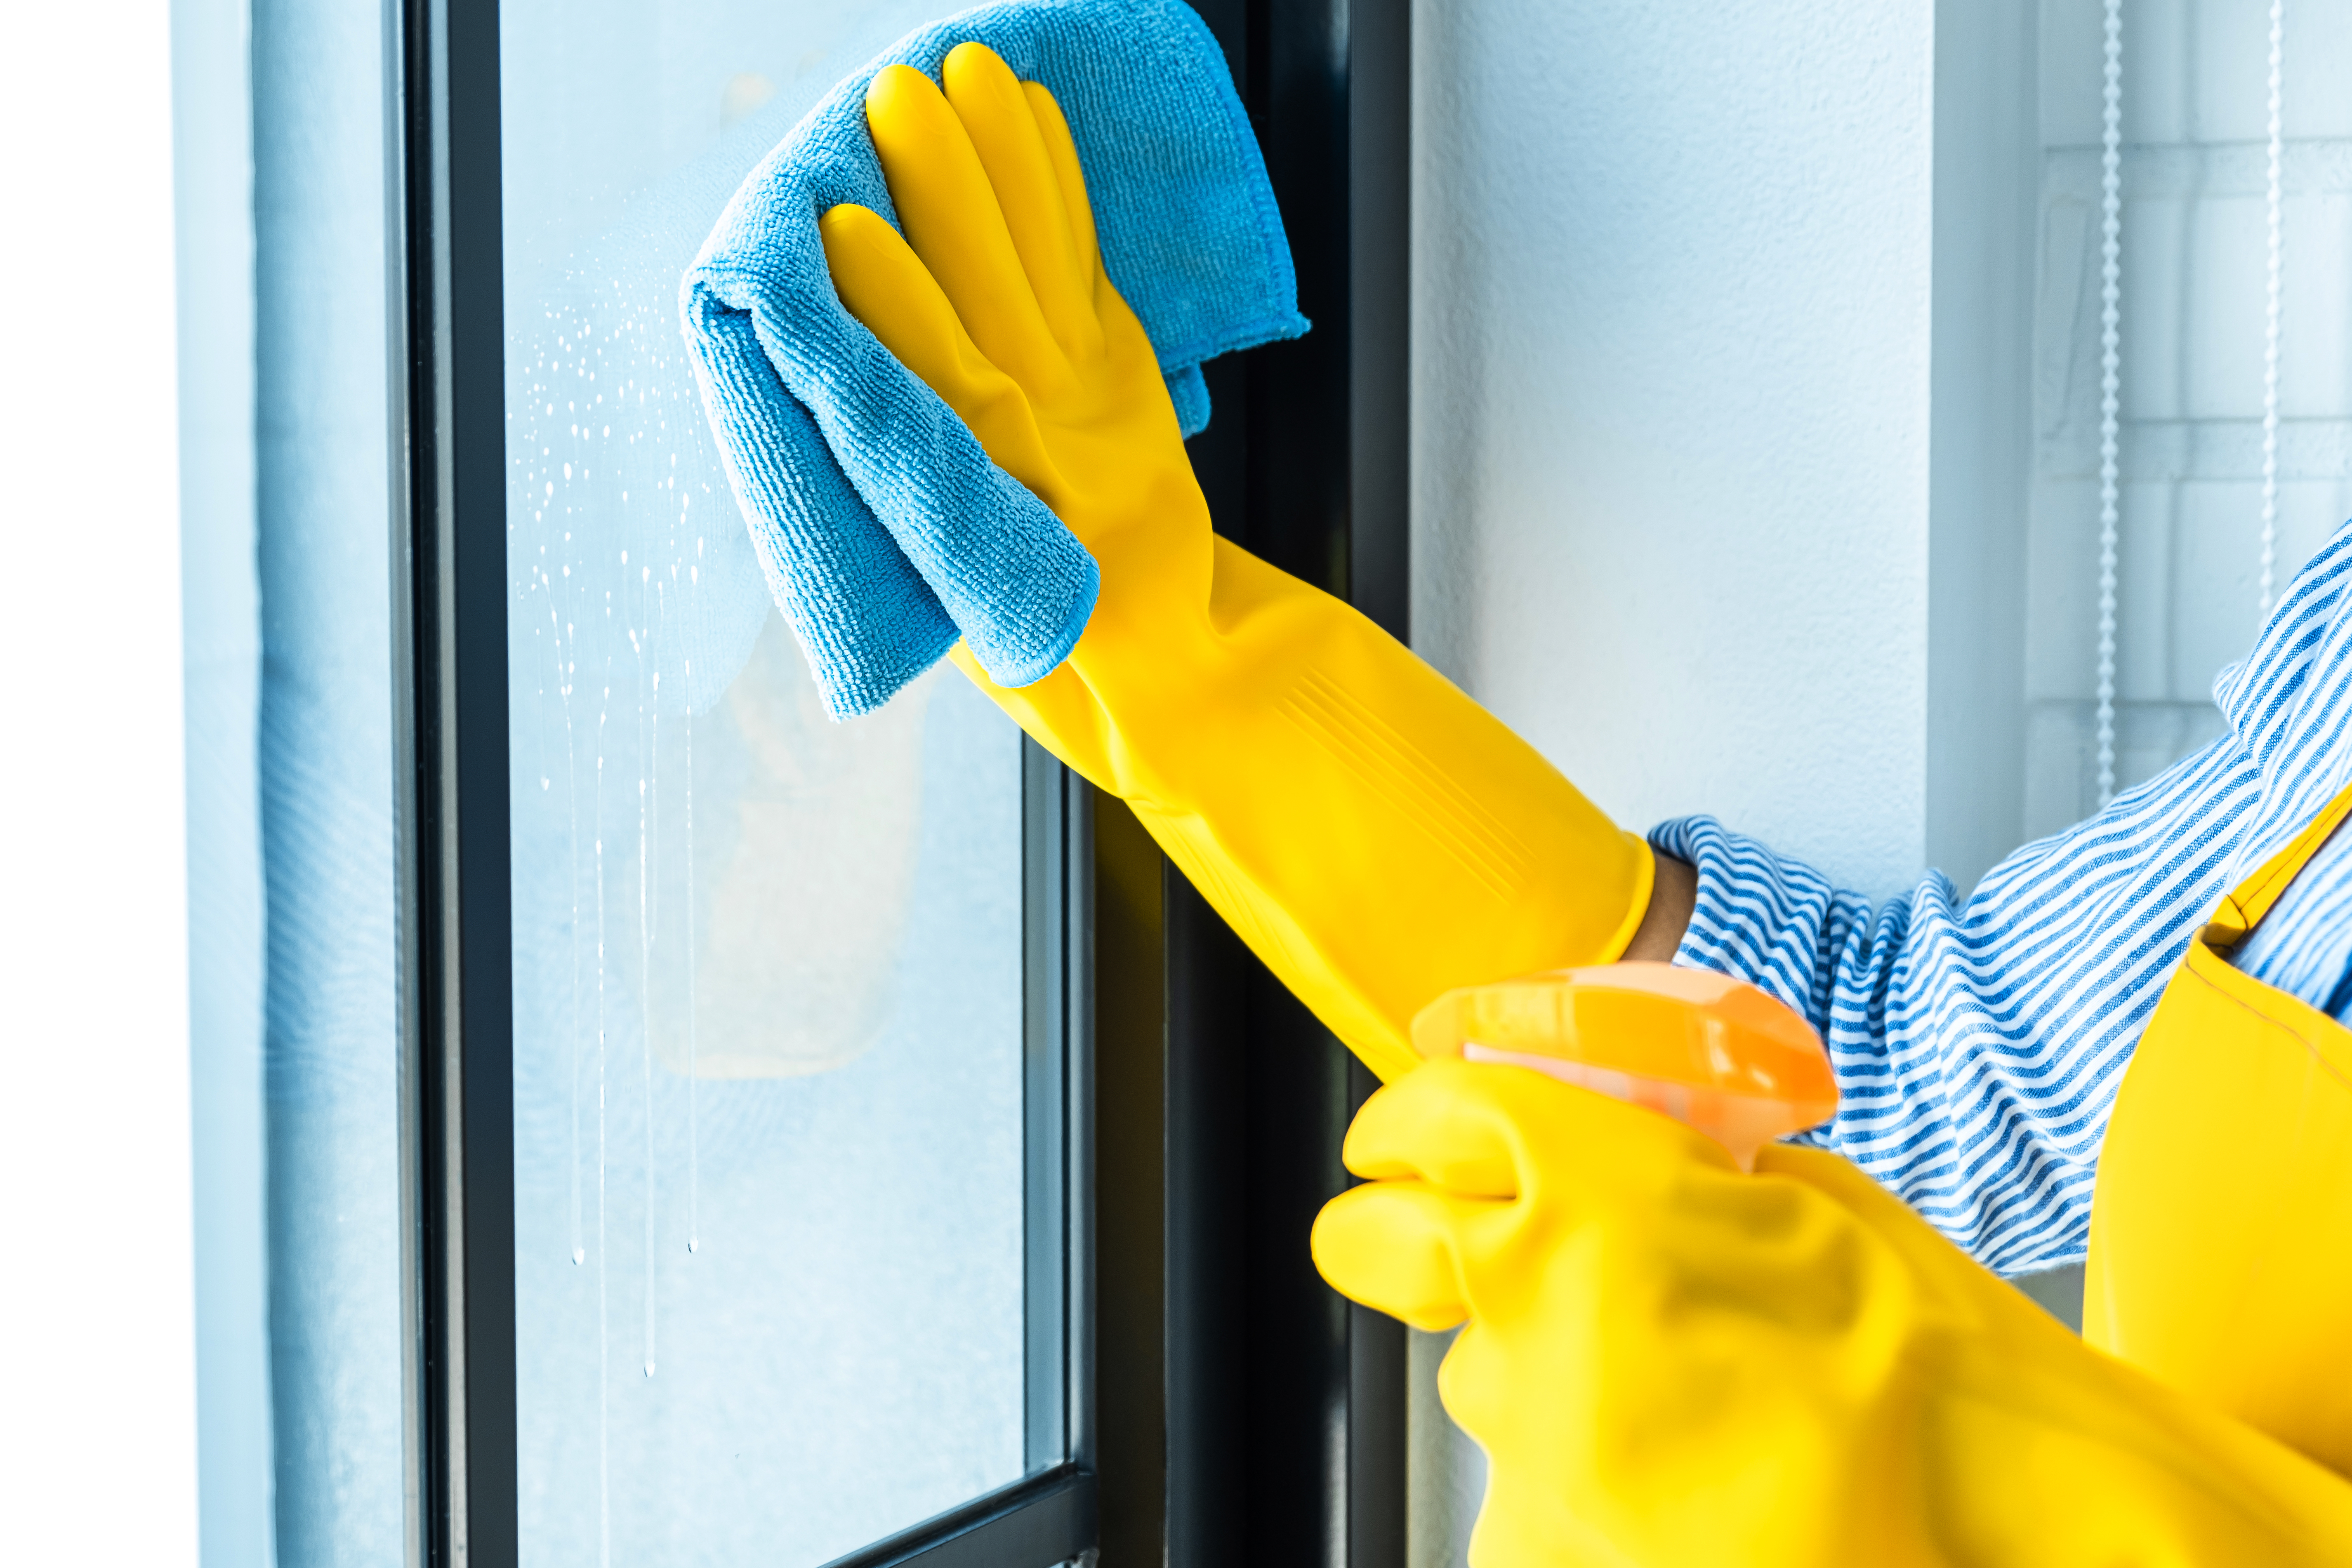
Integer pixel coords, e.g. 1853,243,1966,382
1144,5,1411,1566
391,2,1408,1565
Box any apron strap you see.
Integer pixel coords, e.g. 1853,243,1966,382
2207,779,2352,947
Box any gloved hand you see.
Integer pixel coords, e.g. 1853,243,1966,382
821,44,1650,1080
1312,1058,2352,1566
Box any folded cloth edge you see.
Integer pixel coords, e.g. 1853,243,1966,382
680,0,1308,719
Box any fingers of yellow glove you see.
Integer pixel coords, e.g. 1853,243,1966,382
1014,82,1172,396
818,203,1064,500
1345,1057,1736,1201
940,44,1102,362
1341,1060,1524,1198
864,63,1070,394
1019,81,1102,299
1310,1181,1493,1333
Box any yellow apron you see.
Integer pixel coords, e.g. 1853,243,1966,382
2086,780,2352,1477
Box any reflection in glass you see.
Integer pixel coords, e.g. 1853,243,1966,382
501,3,1033,1561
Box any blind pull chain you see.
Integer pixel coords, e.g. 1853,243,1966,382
2097,0,2125,807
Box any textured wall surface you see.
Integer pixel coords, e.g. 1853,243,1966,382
1409,0,1940,899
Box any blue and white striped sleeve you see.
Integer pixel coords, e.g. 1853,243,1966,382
1653,518,2352,1276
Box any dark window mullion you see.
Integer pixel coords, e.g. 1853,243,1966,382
397,2,516,1566
1164,4,1409,1567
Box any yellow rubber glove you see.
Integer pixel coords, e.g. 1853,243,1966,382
1312,1058,2352,1567
820,44,1650,1081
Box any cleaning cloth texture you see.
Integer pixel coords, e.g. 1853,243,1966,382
681,0,1309,718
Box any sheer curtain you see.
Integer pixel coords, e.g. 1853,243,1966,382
181,0,405,1562
251,0,403,1558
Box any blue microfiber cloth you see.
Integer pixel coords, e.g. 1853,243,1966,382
681,0,1309,718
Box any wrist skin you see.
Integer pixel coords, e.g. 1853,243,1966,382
1620,850,1695,963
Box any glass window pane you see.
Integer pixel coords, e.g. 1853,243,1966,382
500,5,1039,1562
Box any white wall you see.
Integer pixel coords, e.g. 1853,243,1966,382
1412,0,1941,899
0,2,201,1561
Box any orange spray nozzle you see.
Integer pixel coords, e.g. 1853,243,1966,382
1409,962,1837,1170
